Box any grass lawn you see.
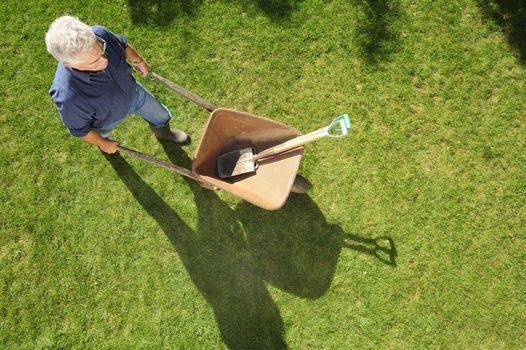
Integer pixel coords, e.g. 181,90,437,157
1,0,525,348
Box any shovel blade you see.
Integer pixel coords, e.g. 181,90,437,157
217,147,256,178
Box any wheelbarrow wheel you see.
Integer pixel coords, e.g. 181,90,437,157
291,174,311,193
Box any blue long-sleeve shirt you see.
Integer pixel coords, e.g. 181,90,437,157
49,26,136,137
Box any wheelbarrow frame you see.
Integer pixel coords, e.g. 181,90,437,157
117,70,307,209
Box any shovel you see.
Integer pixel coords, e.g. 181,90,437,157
217,114,351,179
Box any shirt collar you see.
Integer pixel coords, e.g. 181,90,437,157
66,64,92,83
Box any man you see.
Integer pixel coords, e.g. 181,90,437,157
46,16,189,154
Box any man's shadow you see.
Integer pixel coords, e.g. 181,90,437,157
104,150,286,349
103,141,396,348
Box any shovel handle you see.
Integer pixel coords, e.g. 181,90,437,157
253,127,329,161
137,67,217,112
253,114,352,161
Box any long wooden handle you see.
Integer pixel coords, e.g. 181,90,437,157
147,71,217,112
253,127,328,161
117,145,200,181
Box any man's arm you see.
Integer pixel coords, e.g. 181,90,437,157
80,129,119,154
125,44,150,76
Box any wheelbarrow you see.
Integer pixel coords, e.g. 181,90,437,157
117,70,320,210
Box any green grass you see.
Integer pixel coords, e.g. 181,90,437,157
1,0,525,348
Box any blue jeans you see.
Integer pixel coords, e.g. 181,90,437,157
96,82,171,138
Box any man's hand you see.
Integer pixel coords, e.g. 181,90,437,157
99,139,119,154
125,44,150,76
134,60,150,77
81,130,119,153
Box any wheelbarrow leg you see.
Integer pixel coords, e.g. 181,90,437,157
291,174,311,193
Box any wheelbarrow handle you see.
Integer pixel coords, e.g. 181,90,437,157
117,145,200,181
144,69,217,112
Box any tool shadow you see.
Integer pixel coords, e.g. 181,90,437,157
103,141,396,348
477,0,526,65
127,0,300,26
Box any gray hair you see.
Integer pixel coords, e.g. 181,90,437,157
45,16,96,64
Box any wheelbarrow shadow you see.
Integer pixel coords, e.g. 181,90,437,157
235,196,397,299
103,142,397,348
157,141,397,296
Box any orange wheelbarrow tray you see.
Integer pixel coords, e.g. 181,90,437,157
192,108,304,210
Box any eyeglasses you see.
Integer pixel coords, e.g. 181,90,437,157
97,37,106,55
82,37,107,66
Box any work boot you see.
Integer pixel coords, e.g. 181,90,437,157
150,124,191,145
